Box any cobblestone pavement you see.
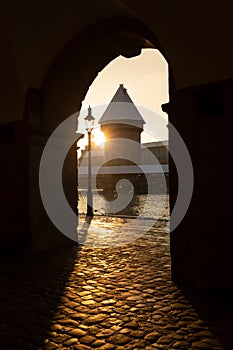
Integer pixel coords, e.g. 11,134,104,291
0,217,231,349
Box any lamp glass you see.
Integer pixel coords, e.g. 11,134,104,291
84,106,95,130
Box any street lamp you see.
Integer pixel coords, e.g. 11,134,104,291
84,106,95,217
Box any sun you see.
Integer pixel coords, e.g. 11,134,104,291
93,129,106,146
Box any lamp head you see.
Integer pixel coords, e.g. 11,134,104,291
84,106,95,130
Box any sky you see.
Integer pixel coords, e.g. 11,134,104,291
77,49,169,150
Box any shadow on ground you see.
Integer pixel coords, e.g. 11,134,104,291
1,226,232,350
182,288,233,350
0,244,80,350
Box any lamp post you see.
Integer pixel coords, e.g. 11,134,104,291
84,106,95,217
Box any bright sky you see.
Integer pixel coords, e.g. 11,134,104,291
77,49,169,150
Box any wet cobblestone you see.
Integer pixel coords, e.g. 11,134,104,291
0,217,229,349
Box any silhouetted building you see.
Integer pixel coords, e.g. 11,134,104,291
78,84,169,194
142,140,168,164
99,84,145,166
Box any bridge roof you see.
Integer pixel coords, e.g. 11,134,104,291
99,84,145,128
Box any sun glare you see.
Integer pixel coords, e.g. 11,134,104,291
93,129,106,146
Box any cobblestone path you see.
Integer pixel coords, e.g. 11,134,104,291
0,218,229,349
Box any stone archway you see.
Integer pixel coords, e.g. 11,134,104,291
28,17,171,251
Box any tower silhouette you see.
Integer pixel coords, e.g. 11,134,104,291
99,84,145,166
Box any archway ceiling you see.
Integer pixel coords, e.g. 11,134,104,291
1,0,133,94
122,0,233,87
0,0,233,123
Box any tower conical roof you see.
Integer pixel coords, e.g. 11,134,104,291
99,84,145,128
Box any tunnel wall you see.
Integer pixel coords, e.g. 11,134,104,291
0,119,29,252
169,77,233,292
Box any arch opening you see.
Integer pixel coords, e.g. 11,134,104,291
29,15,174,251
76,46,170,246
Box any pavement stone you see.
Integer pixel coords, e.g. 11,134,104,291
0,216,230,349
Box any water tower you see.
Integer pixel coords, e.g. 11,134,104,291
99,84,145,166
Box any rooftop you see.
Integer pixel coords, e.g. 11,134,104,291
99,84,145,127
